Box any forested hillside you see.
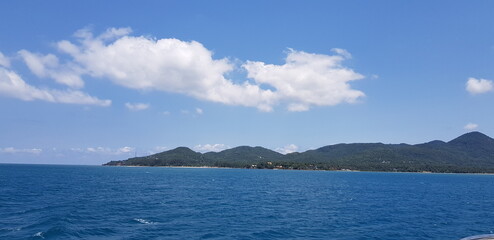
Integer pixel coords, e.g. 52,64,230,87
104,132,494,173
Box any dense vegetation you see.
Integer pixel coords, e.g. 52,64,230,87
104,132,494,173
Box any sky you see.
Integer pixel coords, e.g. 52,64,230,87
1,1,493,165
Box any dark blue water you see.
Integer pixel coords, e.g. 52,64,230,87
1,164,494,239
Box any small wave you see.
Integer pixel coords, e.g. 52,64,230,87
33,231,45,239
134,218,154,224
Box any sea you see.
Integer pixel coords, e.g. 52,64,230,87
1,164,494,240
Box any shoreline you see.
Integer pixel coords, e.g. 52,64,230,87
105,165,494,175
113,165,234,169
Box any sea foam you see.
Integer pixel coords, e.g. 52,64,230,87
134,218,154,224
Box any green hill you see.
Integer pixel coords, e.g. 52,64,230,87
105,147,209,167
104,131,494,173
204,146,284,167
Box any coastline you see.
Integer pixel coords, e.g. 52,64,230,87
110,165,234,169
104,165,494,175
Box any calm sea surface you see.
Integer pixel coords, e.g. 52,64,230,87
1,164,494,239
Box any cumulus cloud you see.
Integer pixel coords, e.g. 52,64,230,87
0,147,42,154
3,27,367,111
275,144,299,154
466,77,493,95
464,123,479,131
49,28,364,112
18,50,84,88
243,49,365,111
54,28,276,111
193,144,229,153
0,51,10,68
125,102,149,111
0,67,111,106
195,108,203,114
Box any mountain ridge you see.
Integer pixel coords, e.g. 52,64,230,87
104,131,494,173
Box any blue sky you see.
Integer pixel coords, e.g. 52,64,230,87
1,1,493,165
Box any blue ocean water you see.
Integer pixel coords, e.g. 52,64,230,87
1,164,494,239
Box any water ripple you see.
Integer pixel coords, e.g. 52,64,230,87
1,165,494,239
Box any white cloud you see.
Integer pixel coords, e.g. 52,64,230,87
55,29,276,111
0,67,111,106
117,146,134,154
76,146,134,155
2,28,367,112
86,147,105,153
18,50,84,88
125,102,149,111
275,144,299,154
195,108,203,114
331,48,352,59
464,123,479,131
50,28,364,112
0,51,10,68
98,27,133,40
243,49,365,111
193,144,229,153
0,147,42,154
466,77,493,95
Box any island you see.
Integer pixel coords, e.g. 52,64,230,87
104,131,494,173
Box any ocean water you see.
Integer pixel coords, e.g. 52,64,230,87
1,164,494,240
